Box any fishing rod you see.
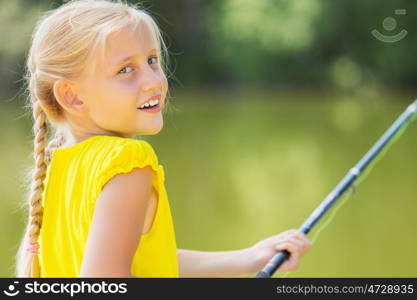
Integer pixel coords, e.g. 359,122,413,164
255,99,417,278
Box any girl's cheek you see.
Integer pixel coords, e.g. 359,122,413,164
158,69,168,83
114,76,138,93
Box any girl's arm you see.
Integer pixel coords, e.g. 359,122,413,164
177,229,312,277
177,248,254,277
79,166,154,278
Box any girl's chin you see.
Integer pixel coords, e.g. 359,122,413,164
135,125,163,136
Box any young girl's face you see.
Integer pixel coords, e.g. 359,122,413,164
74,22,167,137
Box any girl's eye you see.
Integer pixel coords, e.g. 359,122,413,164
118,65,134,74
117,56,158,75
148,56,158,65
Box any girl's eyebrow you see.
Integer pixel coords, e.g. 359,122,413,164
112,48,157,67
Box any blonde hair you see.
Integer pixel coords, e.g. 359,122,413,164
16,0,170,277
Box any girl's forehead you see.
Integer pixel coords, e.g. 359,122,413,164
94,23,158,72
107,23,156,53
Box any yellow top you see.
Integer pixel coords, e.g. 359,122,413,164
39,135,178,277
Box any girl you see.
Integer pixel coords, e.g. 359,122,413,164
16,0,311,278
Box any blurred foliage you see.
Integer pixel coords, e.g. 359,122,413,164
0,0,50,96
205,0,417,88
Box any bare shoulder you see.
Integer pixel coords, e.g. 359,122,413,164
80,166,155,277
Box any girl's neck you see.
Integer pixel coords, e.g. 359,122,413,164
61,131,131,148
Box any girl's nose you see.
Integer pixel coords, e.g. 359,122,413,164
140,66,162,92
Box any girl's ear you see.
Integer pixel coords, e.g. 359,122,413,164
53,79,86,115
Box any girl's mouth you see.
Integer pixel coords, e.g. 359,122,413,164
138,103,161,113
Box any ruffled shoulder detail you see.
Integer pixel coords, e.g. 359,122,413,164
93,137,165,203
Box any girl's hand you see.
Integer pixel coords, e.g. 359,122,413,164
247,229,312,273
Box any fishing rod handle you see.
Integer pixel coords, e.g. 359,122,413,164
254,250,290,278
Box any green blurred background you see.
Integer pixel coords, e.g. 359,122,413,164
1,0,417,277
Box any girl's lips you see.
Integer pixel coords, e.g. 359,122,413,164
138,103,161,113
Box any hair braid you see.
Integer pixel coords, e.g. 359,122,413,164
45,129,66,164
27,101,49,278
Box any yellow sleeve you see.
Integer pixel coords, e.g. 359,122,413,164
93,140,163,204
